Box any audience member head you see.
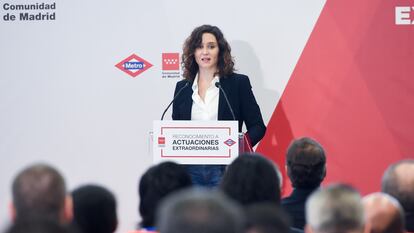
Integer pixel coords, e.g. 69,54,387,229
286,137,326,189
5,218,74,233
156,188,244,233
381,159,414,213
139,161,192,228
245,203,291,233
362,192,404,233
71,185,117,233
381,159,414,232
305,184,364,233
11,163,72,223
220,153,281,206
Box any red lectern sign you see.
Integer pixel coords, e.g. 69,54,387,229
153,120,239,165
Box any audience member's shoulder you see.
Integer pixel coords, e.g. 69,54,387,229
126,230,158,233
281,195,294,205
290,227,304,233
6,218,75,233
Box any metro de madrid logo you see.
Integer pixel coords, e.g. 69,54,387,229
224,139,236,147
115,54,153,78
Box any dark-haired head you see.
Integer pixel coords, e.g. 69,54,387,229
182,25,234,80
72,185,117,233
139,161,192,228
220,153,281,206
286,137,326,189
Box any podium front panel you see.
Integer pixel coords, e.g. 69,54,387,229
153,120,239,165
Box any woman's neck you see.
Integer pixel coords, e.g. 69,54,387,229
198,68,217,82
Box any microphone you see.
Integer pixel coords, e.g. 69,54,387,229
161,81,190,120
215,82,236,120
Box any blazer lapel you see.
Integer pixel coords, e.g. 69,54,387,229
181,87,193,120
218,75,230,120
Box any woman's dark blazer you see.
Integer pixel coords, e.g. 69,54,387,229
172,73,266,147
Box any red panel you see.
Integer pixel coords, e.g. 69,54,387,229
257,0,414,196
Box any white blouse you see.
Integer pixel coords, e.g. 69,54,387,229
191,74,220,121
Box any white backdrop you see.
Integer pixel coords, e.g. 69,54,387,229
0,0,325,232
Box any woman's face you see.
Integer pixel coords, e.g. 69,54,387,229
194,32,219,71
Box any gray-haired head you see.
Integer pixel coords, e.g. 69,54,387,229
363,192,405,233
381,159,414,213
306,184,364,233
156,188,245,233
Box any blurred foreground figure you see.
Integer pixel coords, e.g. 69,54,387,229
245,204,291,233
305,184,365,233
11,163,72,223
382,159,414,232
363,192,404,233
5,218,74,233
220,153,281,206
156,188,244,233
137,161,192,231
72,185,117,233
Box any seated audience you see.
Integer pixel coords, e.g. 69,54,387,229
305,184,365,233
156,188,244,233
282,137,326,229
71,185,117,233
362,192,405,233
382,159,414,232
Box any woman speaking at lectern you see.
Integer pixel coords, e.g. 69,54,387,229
172,25,266,187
